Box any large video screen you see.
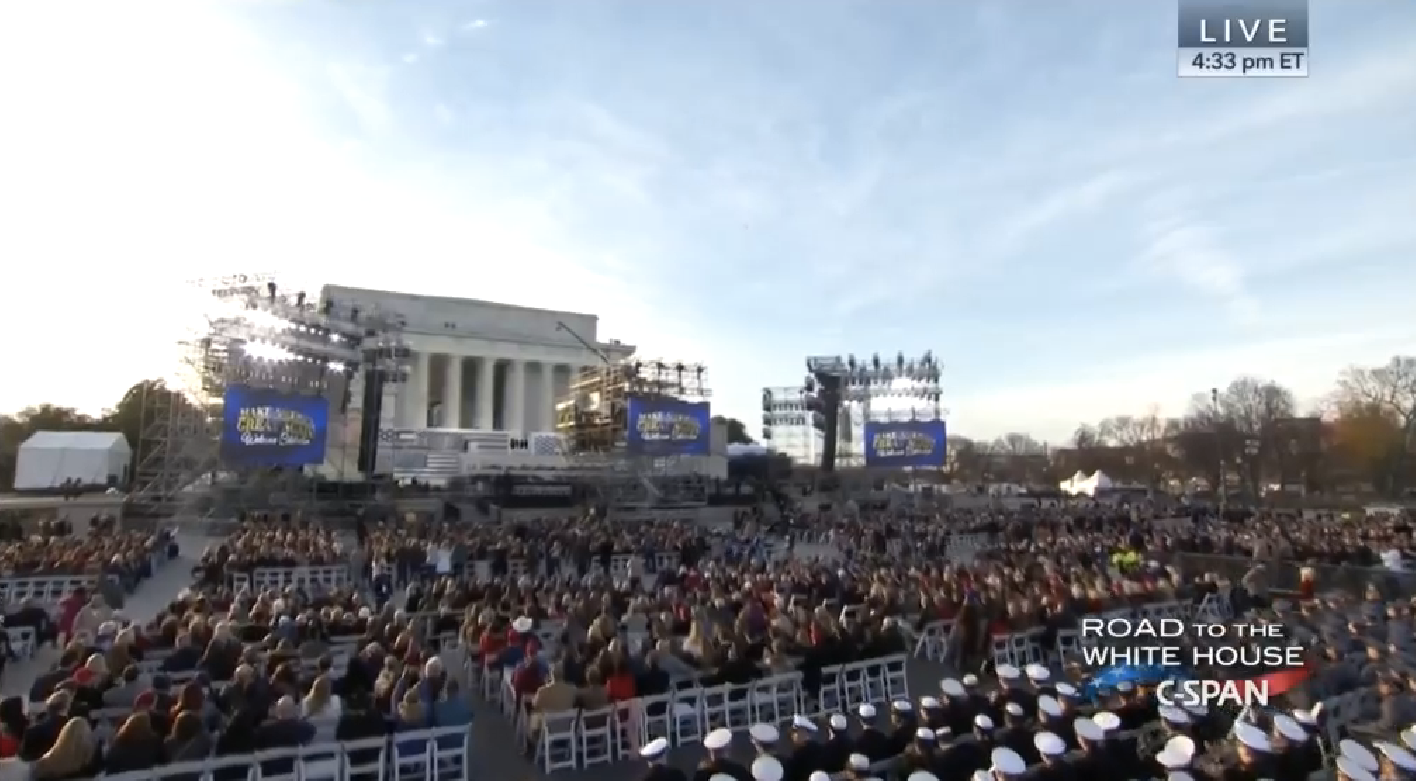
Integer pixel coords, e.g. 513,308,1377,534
221,384,330,467
625,396,711,456
863,420,947,468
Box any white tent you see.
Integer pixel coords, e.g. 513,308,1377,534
1059,470,1115,496
13,431,132,490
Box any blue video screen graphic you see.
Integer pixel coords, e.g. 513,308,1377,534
220,385,330,467
625,396,711,456
863,420,947,468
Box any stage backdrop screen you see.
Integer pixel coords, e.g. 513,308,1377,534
221,384,330,466
863,420,947,468
626,396,711,456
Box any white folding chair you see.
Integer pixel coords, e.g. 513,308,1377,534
578,706,615,768
637,693,673,745
392,730,433,781
882,654,909,702
672,688,704,744
534,710,579,774
340,736,389,781
424,725,469,781
816,664,844,716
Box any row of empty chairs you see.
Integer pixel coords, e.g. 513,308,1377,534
232,566,353,593
0,573,99,609
480,654,910,774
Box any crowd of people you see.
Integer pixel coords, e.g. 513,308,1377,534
0,496,1412,781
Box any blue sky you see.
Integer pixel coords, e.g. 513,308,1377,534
1,0,1413,444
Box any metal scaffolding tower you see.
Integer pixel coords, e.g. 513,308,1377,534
130,274,410,520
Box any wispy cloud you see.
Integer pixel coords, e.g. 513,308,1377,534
0,0,1412,448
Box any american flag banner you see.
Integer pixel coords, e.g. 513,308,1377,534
531,433,568,456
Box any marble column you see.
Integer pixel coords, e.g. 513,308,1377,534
442,354,462,429
538,362,556,431
507,359,526,433
475,357,496,430
406,350,431,428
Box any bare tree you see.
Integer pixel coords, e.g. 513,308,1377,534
1334,356,1416,490
1218,377,1297,494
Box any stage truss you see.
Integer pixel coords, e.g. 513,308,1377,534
805,351,945,469
130,274,409,519
554,357,713,507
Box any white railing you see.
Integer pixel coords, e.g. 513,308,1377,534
232,566,352,593
475,653,911,774
0,574,98,607
88,727,470,781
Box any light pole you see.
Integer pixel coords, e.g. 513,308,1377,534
1212,387,1225,514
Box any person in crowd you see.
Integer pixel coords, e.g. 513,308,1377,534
32,717,96,781
104,711,164,773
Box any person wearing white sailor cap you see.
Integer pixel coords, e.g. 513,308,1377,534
1340,739,1380,777
786,715,823,780
637,736,687,781
846,753,871,775
887,699,919,756
920,695,946,732
938,678,975,737
1036,694,1075,753
1229,720,1277,780
1269,713,1321,778
1149,734,1195,780
750,755,784,781
750,723,781,752
807,772,831,781
896,726,940,779
698,728,750,781
906,772,939,781
750,722,792,777
997,701,1037,766
1068,715,1125,780
853,703,891,763
1374,741,1416,779
990,746,1028,778
1337,755,1378,781
1158,705,1192,735
1030,731,1071,781
817,714,850,774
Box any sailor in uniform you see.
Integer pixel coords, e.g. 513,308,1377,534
940,679,974,736
751,723,791,779
1031,731,1075,781
1269,713,1318,778
898,727,939,777
936,715,993,781
1114,682,1154,730
1068,715,1126,781
908,772,941,781
1213,721,1276,781
818,714,851,773
1050,685,1081,749
1375,740,1416,780
1092,710,1139,780
1158,705,1195,743
639,737,688,781
1036,695,1071,751
844,753,871,779
695,728,751,781
1336,756,1377,781
1150,735,1198,781
995,665,1024,716
1338,740,1380,781
888,700,918,756
751,755,785,781
854,704,891,762
989,746,1028,779
920,695,947,732
1024,663,1051,705
998,702,1036,766
785,715,822,781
